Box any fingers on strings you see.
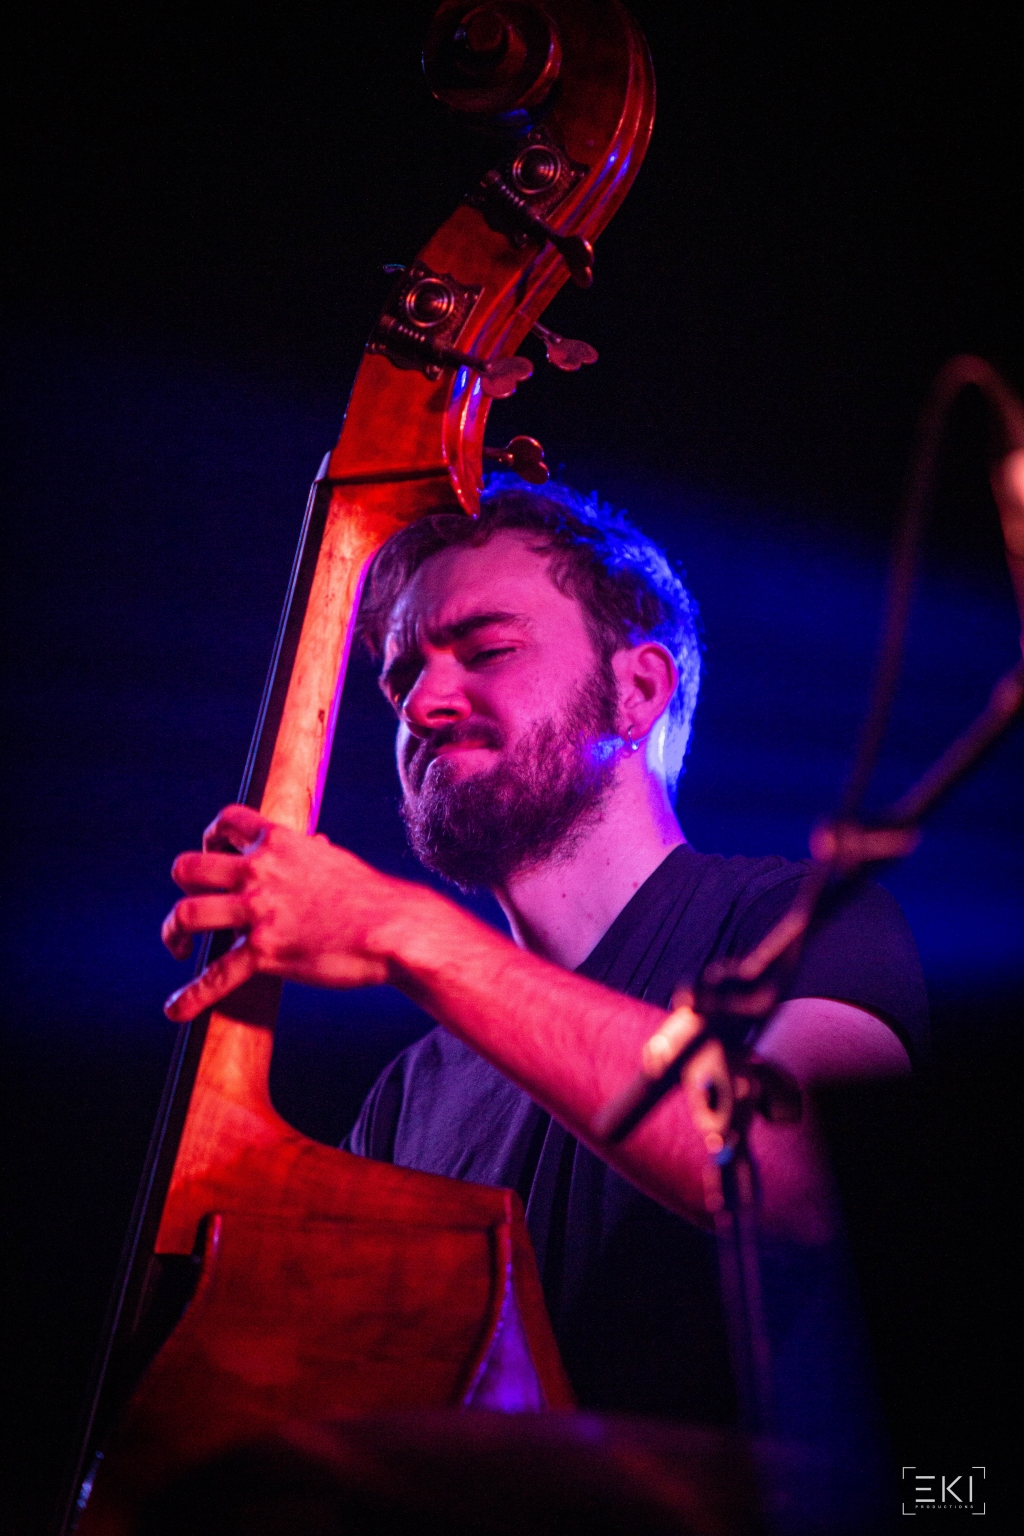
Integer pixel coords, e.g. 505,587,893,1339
171,850,249,894
202,804,272,854
161,894,251,959
164,938,258,1023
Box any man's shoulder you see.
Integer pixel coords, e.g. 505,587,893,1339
579,844,812,999
663,843,917,947
583,842,928,1057
652,843,816,922
667,845,823,964
681,846,929,1058
678,845,811,908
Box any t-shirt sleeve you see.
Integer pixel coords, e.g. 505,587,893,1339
729,873,930,1063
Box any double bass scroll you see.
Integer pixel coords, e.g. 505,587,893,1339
63,4,655,1529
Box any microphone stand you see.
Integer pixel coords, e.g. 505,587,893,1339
592,356,1024,1442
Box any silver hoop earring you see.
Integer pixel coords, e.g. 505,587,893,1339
626,726,640,753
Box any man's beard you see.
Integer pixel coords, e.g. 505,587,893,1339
401,665,619,890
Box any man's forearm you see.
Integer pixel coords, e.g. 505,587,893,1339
163,809,851,1240
382,888,755,1228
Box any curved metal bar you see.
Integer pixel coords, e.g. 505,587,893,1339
596,355,1024,1145
841,355,1024,821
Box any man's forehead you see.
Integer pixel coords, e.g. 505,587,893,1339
383,532,571,651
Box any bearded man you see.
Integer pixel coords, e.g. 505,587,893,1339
162,481,926,1423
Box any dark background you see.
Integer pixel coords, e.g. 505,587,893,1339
4,2,1022,1530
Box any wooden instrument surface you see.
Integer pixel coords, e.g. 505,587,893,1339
70,4,656,1527
158,0,654,1266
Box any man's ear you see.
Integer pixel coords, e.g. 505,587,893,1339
612,642,678,735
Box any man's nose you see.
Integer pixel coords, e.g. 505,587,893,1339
401,657,471,738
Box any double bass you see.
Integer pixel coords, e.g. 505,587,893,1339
62,3,656,1526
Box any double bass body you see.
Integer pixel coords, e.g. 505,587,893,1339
67,4,656,1526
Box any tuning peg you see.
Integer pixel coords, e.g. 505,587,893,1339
480,356,534,399
374,314,534,397
484,435,549,484
531,321,598,372
476,169,595,288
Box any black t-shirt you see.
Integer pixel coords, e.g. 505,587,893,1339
347,844,927,1422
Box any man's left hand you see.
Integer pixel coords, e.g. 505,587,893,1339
161,805,406,1021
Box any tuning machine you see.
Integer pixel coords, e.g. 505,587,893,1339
531,320,598,372
484,435,549,485
470,126,594,288
370,263,533,398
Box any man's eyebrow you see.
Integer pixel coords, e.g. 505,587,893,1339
428,610,530,646
379,611,530,697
